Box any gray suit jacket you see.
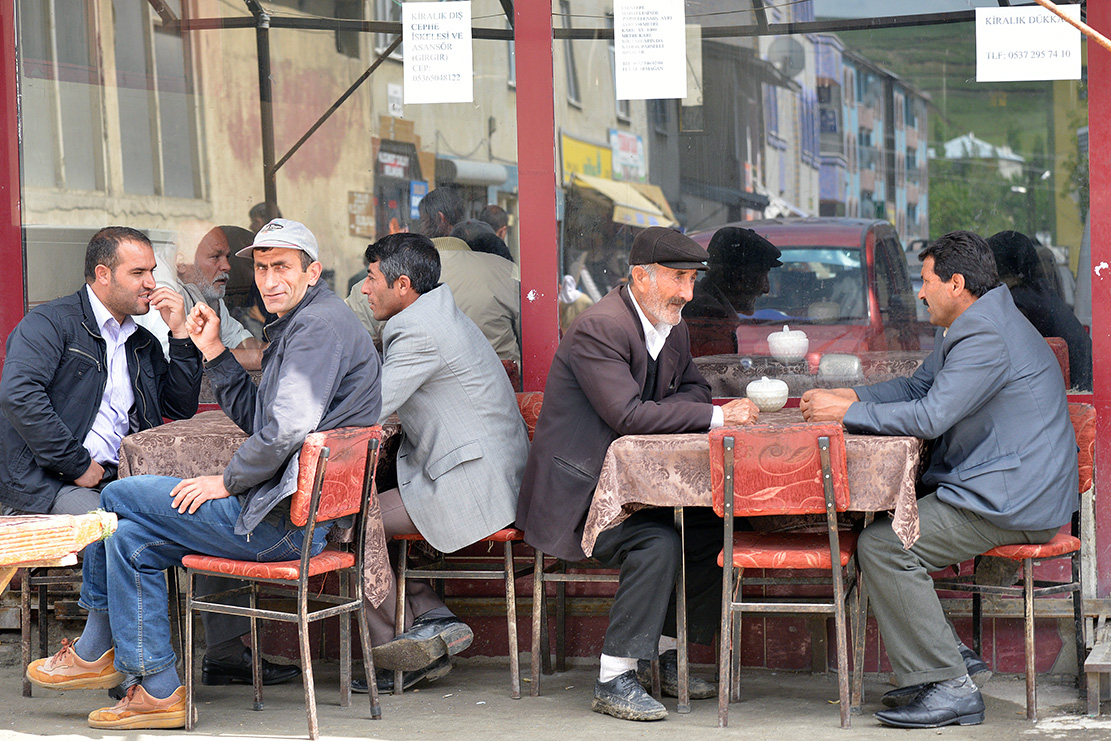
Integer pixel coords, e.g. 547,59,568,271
379,284,528,552
844,285,1078,531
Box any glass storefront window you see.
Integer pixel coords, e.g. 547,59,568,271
551,1,1091,392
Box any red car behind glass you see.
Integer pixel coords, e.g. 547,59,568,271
684,217,932,370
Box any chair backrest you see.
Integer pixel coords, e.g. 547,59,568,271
1045,336,1070,389
1070,402,1096,495
290,425,384,527
516,391,543,442
709,422,850,518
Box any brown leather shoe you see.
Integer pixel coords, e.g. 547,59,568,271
88,685,188,730
26,639,124,691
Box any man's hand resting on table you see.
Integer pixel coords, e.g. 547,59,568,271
171,475,233,514
799,388,859,423
721,398,761,426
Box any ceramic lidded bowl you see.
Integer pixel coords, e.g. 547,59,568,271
767,325,809,364
745,376,789,412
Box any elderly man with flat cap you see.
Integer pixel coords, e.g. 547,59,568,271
517,227,760,722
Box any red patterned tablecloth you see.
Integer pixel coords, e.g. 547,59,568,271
583,408,925,556
118,410,399,607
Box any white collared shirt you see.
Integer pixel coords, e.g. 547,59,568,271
82,285,137,466
629,289,723,428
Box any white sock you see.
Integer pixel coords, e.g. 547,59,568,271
658,635,678,653
598,653,638,683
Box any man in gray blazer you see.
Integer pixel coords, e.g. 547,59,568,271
350,232,529,694
801,230,1078,729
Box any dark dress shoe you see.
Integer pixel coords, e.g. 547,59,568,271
201,650,302,686
351,655,452,693
958,644,992,686
874,681,985,728
636,649,716,700
372,615,473,671
592,670,668,721
882,647,992,708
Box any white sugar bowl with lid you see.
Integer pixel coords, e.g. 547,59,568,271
767,325,809,364
745,376,789,412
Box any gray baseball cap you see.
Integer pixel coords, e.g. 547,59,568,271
236,218,320,262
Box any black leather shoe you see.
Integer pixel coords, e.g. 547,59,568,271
874,681,985,728
201,649,302,686
959,644,992,687
636,649,716,700
372,615,473,671
882,646,993,708
351,654,452,694
592,670,668,721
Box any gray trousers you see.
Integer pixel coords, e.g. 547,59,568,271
856,492,1059,687
12,484,250,657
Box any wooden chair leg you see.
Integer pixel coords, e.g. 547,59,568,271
555,577,567,673
730,573,743,704
339,572,351,708
185,571,196,731
1072,552,1087,695
503,541,521,699
21,569,32,697
1023,560,1037,722
851,563,869,713
530,548,543,697
355,582,382,719
394,539,409,696
832,568,851,729
298,616,319,740
250,585,263,711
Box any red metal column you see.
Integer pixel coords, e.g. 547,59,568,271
514,2,559,392
1086,0,1111,596
0,0,23,362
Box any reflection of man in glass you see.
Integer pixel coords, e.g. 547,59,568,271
685,226,782,320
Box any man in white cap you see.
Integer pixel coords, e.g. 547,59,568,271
27,219,383,731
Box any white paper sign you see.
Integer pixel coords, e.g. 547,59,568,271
615,0,686,101
387,83,404,117
976,5,1081,82
403,1,473,104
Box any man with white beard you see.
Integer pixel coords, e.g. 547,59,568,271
137,220,266,370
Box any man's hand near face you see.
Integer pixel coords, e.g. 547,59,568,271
799,388,859,423
186,302,226,361
149,286,189,339
721,397,761,426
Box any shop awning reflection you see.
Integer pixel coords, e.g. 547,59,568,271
569,173,677,229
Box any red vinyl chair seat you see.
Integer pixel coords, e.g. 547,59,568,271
182,550,356,580
719,530,859,571
982,532,1081,560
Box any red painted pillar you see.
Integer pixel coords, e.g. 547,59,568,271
1086,1,1111,596
514,3,559,392
0,0,23,361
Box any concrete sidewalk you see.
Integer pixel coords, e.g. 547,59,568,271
2,645,1110,740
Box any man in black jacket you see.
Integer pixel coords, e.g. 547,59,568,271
0,226,200,516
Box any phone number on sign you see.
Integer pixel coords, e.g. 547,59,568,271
985,49,1072,61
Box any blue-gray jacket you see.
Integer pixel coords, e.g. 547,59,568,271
844,285,1078,531
204,281,382,535
0,287,201,513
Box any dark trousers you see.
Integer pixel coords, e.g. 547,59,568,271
591,507,723,660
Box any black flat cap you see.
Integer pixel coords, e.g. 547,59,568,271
629,226,709,270
708,226,783,268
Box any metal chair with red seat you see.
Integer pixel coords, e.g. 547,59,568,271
710,421,859,728
181,425,384,740
932,402,1094,721
390,392,543,699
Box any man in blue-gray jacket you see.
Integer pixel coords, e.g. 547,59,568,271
27,219,382,731
801,230,1077,729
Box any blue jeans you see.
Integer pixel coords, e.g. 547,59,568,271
80,475,328,676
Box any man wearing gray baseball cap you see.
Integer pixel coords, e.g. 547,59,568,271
517,226,761,722
29,219,383,730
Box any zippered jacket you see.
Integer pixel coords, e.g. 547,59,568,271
203,281,382,535
0,288,201,512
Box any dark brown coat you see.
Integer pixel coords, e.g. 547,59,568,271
516,286,713,560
